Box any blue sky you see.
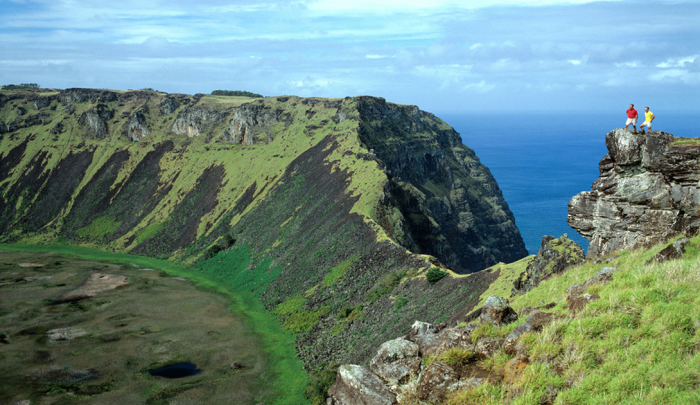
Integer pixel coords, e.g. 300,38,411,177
1,0,698,113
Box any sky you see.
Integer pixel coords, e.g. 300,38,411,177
1,0,698,114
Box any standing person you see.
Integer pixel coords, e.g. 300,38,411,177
640,107,655,134
624,104,638,132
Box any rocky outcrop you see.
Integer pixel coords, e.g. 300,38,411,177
369,339,421,386
512,235,585,296
171,108,224,137
58,88,117,104
327,365,397,405
79,104,113,139
568,129,700,257
123,111,150,141
223,102,292,145
480,295,518,326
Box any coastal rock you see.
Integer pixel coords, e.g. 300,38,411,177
369,338,421,386
512,235,584,296
480,295,518,326
326,365,396,405
568,129,700,257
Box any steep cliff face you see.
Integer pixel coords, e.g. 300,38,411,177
353,97,527,272
568,129,700,257
0,87,526,369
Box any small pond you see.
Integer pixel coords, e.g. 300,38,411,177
148,362,201,379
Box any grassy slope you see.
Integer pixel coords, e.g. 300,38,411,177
0,243,308,405
446,236,700,404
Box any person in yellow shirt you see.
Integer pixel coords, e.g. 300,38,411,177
640,107,655,134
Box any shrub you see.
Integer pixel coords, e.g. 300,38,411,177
426,267,448,284
211,90,263,98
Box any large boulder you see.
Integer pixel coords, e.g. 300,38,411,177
369,338,421,386
512,235,585,296
480,295,518,326
568,130,700,258
327,365,396,405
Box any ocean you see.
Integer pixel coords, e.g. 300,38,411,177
440,112,700,255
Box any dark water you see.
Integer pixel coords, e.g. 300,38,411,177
148,362,201,378
440,112,700,255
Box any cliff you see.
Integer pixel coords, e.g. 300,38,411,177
568,129,700,257
0,87,526,371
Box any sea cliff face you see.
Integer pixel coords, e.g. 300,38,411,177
568,129,700,257
0,87,526,369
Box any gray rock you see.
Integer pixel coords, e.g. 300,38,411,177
512,235,585,296
417,361,460,403
46,327,88,342
369,338,421,386
434,323,478,353
124,111,150,141
569,130,700,258
480,295,518,326
474,337,502,359
647,237,690,264
171,108,224,137
525,311,556,331
327,365,396,405
407,321,441,356
503,323,533,355
223,103,291,145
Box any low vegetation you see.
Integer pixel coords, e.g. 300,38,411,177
445,235,700,404
210,90,263,97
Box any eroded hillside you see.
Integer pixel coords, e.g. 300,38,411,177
0,87,527,372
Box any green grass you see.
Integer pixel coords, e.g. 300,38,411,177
321,254,359,287
0,243,309,405
75,216,121,239
446,235,700,404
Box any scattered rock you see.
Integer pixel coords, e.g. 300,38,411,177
18,263,45,268
647,237,690,264
480,295,518,326
0,333,9,344
407,321,441,356
567,293,600,315
327,364,396,405
230,362,244,370
504,354,529,384
519,302,556,317
369,338,421,386
31,366,98,384
47,327,88,341
503,323,533,355
434,323,478,353
55,272,129,303
474,337,502,359
417,361,460,403
512,235,585,296
525,311,556,331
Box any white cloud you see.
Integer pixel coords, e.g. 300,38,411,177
567,59,581,65
656,55,698,68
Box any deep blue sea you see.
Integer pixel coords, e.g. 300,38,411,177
440,112,700,255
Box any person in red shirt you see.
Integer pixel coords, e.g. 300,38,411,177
624,104,638,132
